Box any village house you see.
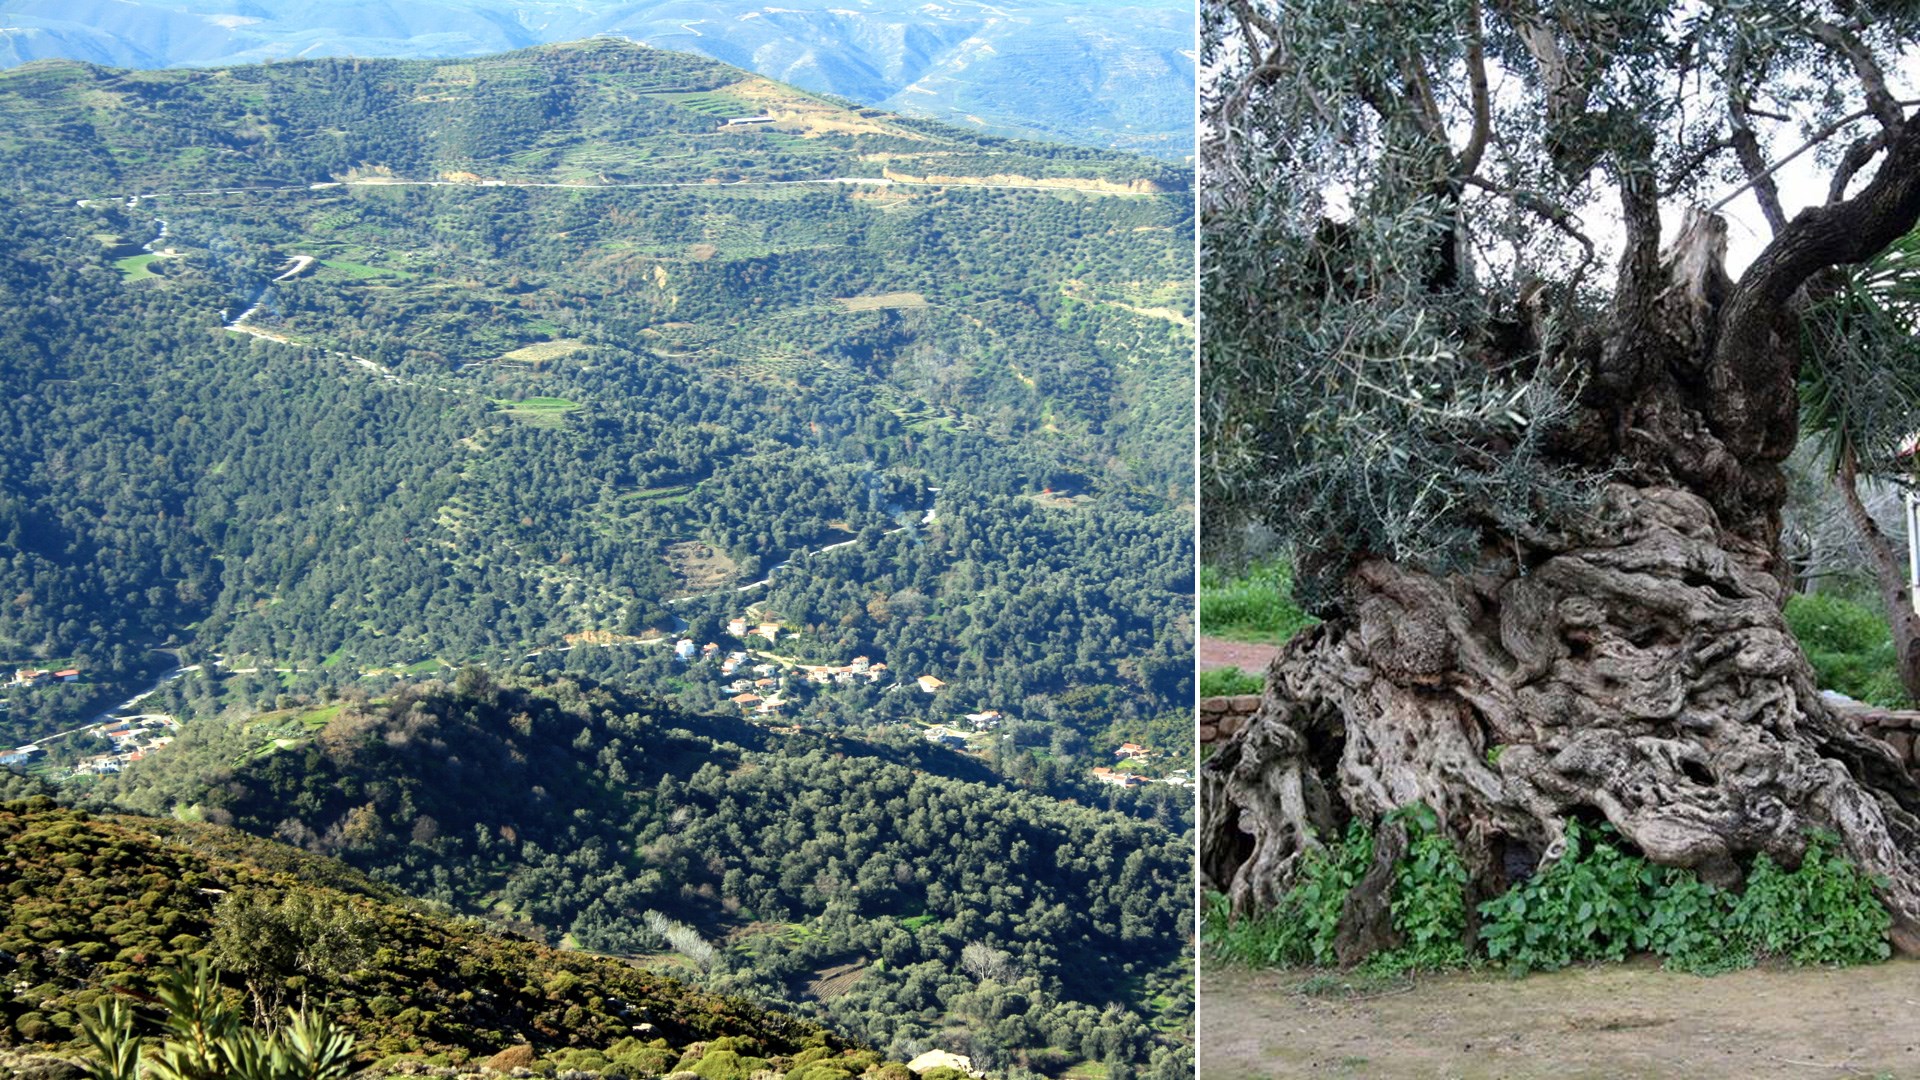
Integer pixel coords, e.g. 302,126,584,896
674,639,697,661
727,618,749,637
756,622,781,644
1115,742,1150,760
731,692,762,707
0,745,40,767
923,725,968,748
916,675,946,694
53,669,79,683
10,669,51,687
1091,766,1145,789
964,710,1002,730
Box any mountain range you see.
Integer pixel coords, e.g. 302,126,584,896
0,0,1194,157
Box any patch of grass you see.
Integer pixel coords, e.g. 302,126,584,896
114,253,161,281
318,258,402,281
491,397,582,426
295,702,345,731
1785,591,1911,707
1199,666,1262,697
1200,559,1317,644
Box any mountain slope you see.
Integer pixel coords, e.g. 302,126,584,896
0,0,1194,158
0,40,1192,753
0,795,861,1065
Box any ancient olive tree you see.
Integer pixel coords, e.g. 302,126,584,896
1201,0,1920,958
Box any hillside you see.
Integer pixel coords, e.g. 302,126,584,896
0,0,1194,159
0,795,870,1067
0,39,1193,770
89,672,1194,1075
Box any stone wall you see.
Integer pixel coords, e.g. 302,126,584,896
1198,695,1261,747
1837,703,1920,768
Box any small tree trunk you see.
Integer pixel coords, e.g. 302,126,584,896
1834,455,1920,704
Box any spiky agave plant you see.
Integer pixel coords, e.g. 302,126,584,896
77,963,357,1080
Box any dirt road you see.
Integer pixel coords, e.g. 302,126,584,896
1200,635,1281,673
1203,958,1920,1079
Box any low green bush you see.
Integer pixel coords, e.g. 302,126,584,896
1785,592,1910,707
1209,813,1894,978
1198,666,1262,697
1199,560,1318,644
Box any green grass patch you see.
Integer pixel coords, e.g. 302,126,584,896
294,702,345,731
318,258,403,281
1200,558,1317,644
1199,666,1262,697
113,253,162,281
1785,591,1911,708
491,397,582,426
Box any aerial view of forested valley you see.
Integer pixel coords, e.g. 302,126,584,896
0,39,1193,1079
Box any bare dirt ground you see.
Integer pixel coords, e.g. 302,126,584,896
1202,958,1920,1079
1200,635,1281,673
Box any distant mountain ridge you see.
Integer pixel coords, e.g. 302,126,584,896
0,0,1194,158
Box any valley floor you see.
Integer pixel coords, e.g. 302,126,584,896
1201,957,1920,1079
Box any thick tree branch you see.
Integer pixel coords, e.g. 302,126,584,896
1711,119,1920,459
1602,131,1664,387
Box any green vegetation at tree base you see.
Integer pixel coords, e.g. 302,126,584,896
1197,560,1316,645
1205,815,1891,978
1197,667,1262,698
1785,592,1913,708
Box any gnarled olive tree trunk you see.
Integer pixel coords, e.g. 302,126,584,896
1203,179,1920,956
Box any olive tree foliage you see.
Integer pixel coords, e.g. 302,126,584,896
209,892,373,1024
1200,0,1920,957
1202,0,1920,600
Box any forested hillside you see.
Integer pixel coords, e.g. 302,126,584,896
0,793,886,1066
92,673,1192,1075
0,39,1192,1078
0,39,1193,765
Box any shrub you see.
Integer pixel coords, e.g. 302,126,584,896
1198,560,1317,644
1785,592,1910,707
1198,667,1262,697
